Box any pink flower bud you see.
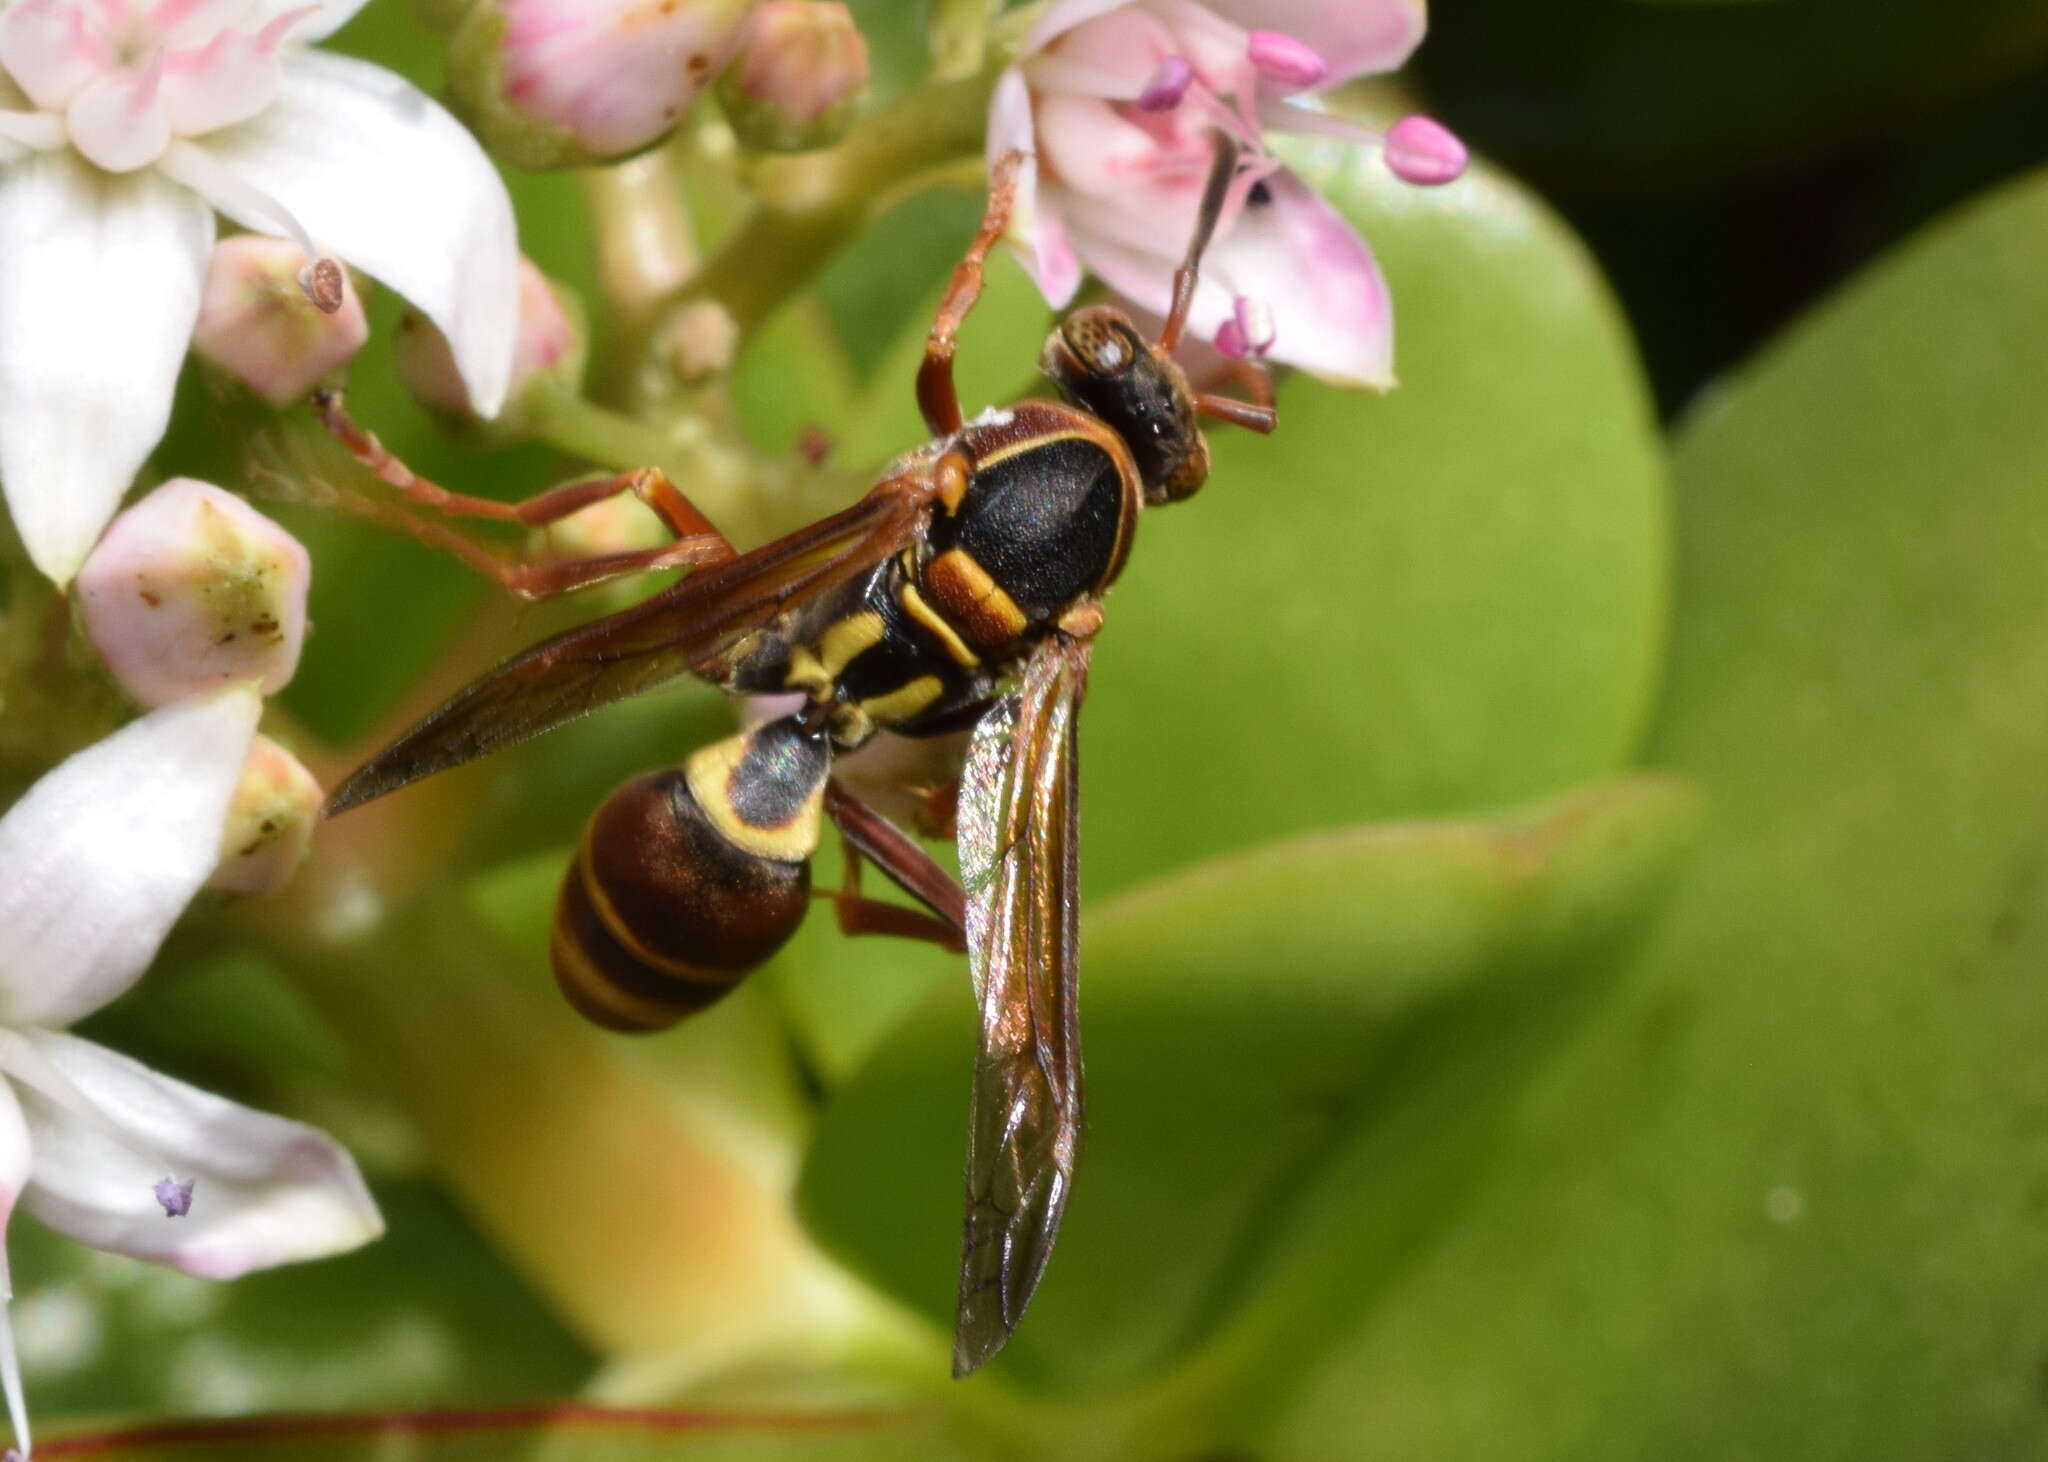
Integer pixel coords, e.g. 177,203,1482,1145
76,479,310,708
1384,114,1468,187
667,299,738,382
451,0,755,168
209,734,322,896
190,235,368,406
717,1,868,153
537,494,671,562
394,257,582,431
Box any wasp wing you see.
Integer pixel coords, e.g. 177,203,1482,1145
327,479,932,815
951,634,1091,1377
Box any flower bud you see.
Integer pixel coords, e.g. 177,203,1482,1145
716,1,868,153
190,235,368,406
209,734,322,896
76,479,310,708
448,0,756,169
667,299,738,382
394,258,584,442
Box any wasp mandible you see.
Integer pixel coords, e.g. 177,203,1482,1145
321,137,1275,1375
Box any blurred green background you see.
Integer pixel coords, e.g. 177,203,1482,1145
41,0,2048,1457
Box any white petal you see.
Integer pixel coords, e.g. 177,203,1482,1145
245,0,370,42
14,1030,382,1279
0,686,260,1028
0,152,212,583
0,1083,32,1459
197,50,517,416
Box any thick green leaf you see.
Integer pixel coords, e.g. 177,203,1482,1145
1268,167,2048,1458
40,1407,984,1462
800,775,1697,1398
771,139,1669,1082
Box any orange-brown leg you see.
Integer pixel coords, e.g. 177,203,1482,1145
916,152,1024,438
310,388,739,599
819,779,967,951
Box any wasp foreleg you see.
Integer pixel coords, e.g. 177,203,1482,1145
917,151,1024,438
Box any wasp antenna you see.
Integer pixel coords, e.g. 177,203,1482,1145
1157,133,1241,354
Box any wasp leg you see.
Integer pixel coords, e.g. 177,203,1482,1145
820,778,967,952
916,151,1024,438
309,388,738,598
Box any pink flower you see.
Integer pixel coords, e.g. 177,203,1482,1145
989,0,1465,389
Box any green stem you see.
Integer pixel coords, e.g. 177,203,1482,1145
622,65,1001,403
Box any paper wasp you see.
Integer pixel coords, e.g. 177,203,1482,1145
321,138,1274,1375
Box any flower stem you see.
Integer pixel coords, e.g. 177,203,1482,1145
622,65,1001,405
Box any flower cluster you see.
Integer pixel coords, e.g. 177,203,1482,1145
0,0,517,585
0,477,377,1456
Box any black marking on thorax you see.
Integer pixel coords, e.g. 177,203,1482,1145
930,435,1125,619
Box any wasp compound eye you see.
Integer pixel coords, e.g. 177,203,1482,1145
1062,310,1140,378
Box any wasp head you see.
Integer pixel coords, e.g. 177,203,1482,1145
1041,304,1210,504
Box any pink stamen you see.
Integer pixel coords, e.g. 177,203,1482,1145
154,1176,195,1217
1134,54,1192,113
1384,114,1468,187
1246,30,1329,91
1216,295,1274,359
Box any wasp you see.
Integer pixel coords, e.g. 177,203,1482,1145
320,138,1274,1376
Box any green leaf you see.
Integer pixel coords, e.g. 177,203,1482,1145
771,140,1669,1082
1267,167,2048,1459
799,775,1697,1399
42,1407,987,1462
1088,135,1668,896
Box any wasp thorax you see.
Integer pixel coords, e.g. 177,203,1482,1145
1041,305,1209,504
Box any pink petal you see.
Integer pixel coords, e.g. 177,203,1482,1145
1200,0,1425,87
65,66,173,172
161,26,285,137
1029,5,1176,97
1077,167,1393,388
0,0,110,112
987,68,1080,308
1021,0,1135,55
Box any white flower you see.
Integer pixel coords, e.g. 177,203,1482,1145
0,0,520,585
0,686,383,1456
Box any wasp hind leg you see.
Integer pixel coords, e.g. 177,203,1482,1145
820,779,967,952
917,152,1024,438
308,388,738,599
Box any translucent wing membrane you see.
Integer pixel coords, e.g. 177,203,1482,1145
952,634,1091,1376
327,478,933,815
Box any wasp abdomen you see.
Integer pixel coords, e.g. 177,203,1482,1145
551,719,830,1032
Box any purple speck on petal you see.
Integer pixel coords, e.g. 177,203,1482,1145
1246,30,1330,91
155,1177,195,1218
1384,115,1468,187
1135,54,1193,113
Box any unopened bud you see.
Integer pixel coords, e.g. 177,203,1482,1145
717,1,868,153
394,258,584,442
667,299,738,382
190,236,368,405
76,480,309,707
536,492,670,562
209,734,322,896
449,0,755,169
